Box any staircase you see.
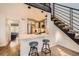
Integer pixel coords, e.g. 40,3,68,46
51,3,79,45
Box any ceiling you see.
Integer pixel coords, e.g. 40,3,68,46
25,3,51,12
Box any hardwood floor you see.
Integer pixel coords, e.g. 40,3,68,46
39,45,79,56
0,43,79,56
0,43,20,56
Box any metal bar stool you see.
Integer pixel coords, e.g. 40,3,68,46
28,41,39,56
41,39,51,56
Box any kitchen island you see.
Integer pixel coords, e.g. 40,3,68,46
19,33,56,56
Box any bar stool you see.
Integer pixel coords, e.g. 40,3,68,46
41,39,51,56
28,41,39,56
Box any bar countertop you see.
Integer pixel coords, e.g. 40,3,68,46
19,33,49,40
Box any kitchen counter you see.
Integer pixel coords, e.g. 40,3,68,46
19,33,54,56
19,33,49,40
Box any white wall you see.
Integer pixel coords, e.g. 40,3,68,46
54,25,79,52
0,16,8,46
0,3,48,46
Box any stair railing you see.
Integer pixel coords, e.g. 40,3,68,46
53,3,79,32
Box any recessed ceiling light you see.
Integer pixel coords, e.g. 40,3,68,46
28,6,31,9
41,11,44,13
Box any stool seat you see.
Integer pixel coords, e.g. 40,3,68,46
29,41,38,47
43,39,49,42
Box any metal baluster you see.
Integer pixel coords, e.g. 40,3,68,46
53,3,55,19
70,8,73,30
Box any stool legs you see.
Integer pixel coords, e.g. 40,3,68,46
29,47,39,56
41,43,51,56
